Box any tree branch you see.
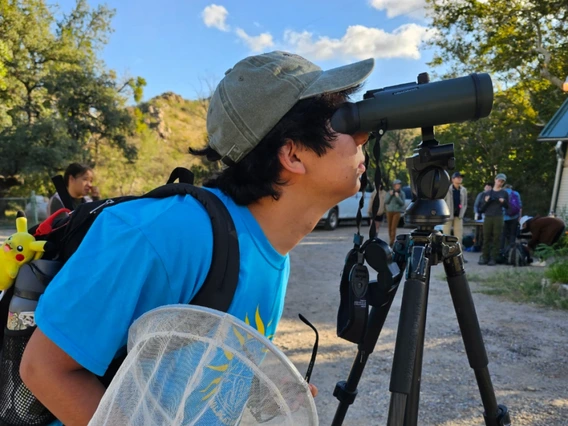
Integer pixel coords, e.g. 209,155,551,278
533,46,564,90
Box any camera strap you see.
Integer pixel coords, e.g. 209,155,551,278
369,131,383,240
337,246,369,344
336,132,384,344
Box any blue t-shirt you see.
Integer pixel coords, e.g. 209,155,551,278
35,188,290,426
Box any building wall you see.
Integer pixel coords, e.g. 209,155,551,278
556,154,568,215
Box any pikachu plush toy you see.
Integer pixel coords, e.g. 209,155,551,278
0,213,46,292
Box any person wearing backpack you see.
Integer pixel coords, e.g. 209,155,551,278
500,184,522,253
18,51,375,426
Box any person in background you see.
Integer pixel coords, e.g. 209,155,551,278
47,163,94,220
442,172,468,251
368,184,386,235
519,215,566,267
474,183,493,221
384,179,405,246
478,173,509,265
501,183,522,252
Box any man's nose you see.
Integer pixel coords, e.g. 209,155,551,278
353,131,369,146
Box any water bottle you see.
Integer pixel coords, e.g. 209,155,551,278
0,259,61,426
7,259,61,331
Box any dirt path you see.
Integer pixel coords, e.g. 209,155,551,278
2,224,566,425
275,224,568,426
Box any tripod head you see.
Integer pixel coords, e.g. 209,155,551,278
404,132,454,230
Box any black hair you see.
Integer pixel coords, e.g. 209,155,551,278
190,86,360,205
64,163,92,187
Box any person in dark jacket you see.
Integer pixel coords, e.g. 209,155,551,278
474,183,493,221
478,173,509,265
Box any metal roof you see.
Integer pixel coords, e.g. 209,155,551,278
538,96,568,142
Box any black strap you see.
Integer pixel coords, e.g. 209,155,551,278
100,183,239,387
51,175,76,211
167,167,195,184
141,183,239,312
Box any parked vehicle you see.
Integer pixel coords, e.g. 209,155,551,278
321,188,373,230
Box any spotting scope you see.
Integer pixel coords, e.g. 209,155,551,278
330,72,493,134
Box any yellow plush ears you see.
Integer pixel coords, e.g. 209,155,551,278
0,213,47,291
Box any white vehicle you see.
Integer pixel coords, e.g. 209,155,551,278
320,189,373,230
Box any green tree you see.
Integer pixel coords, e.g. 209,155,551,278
0,0,144,196
367,129,419,188
425,0,567,215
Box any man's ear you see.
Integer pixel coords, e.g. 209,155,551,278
279,139,306,176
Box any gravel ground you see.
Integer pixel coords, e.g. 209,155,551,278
275,224,568,426
1,224,567,425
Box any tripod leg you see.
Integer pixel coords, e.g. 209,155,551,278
403,267,433,426
443,253,511,426
387,245,429,426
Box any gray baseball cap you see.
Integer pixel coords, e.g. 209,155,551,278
207,51,375,164
495,173,507,181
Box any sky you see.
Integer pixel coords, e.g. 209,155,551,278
50,0,439,103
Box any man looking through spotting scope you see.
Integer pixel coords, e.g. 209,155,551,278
20,51,375,426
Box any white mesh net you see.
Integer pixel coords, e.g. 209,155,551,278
88,305,318,426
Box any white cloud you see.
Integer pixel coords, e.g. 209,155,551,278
283,24,434,61
201,4,230,31
369,0,426,20
235,28,274,52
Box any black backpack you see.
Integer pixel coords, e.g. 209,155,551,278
0,167,240,426
505,242,528,267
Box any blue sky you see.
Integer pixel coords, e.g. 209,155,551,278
51,0,439,102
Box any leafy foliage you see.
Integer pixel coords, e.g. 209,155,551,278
0,0,144,196
425,0,568,216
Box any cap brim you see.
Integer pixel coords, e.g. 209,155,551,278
299,58,375,100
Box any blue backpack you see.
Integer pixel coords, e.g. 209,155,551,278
507,191,521,216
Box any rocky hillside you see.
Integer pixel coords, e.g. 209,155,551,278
95,92,216,197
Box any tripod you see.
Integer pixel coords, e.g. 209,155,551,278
332,132,510,425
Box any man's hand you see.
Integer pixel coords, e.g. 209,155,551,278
499,198,504,203
389,190,394,195
308,383,318,397
485,195,490,202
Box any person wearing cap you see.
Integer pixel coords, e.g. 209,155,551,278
478,173,509,265
384,179,406,246
442,172,468,252
520,215,565,256
21,51,375,424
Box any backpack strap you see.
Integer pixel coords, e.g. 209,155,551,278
100,183,240,387
51,175,76,211
141,183,239,312
167,167,195,184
